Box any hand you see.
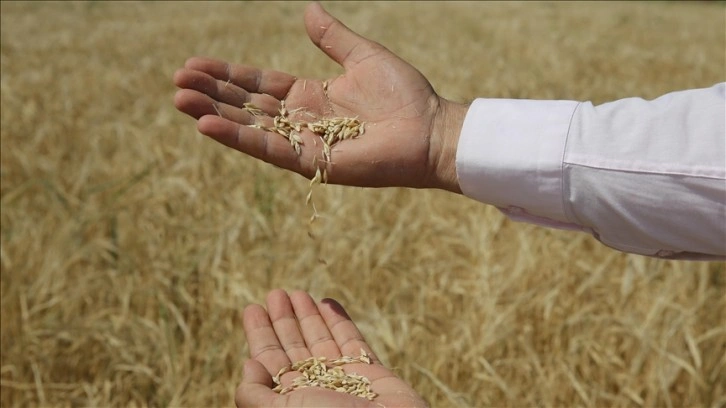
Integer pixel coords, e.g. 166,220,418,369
236,289,427,408
174,2,466,193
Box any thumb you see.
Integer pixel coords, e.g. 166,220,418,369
304,1,382,69
234,360,277,408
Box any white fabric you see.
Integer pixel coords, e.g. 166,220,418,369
456,83,726,259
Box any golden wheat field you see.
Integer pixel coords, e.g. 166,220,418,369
1,1,725,407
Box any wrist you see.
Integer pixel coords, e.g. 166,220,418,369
428,98,468,193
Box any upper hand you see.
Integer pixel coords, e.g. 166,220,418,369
174,2,464,192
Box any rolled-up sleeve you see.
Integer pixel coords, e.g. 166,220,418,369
456,83,726,259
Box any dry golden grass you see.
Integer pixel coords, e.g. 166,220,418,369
1,1,725,407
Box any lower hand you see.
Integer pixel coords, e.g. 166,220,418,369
236,289,427,408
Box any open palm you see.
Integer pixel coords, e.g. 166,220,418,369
174,2,460,191
236,290,426,408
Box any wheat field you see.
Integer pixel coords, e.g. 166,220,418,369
1,1,725,407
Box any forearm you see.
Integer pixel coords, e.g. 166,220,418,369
452,83,726,259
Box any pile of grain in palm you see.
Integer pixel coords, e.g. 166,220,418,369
243,99,366,221
244,99,365,162
271,349,377,400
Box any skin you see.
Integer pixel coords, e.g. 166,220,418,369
174,1,468,194
175,2,469,406
236,290,427,408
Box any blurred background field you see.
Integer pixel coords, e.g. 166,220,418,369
1,1,724,407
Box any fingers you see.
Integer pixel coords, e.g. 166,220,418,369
304,2,384,70
235,359,279,408
266,289,312,364
242,303,291,375
243,290,379,375
173,68,280,116
195,115,306,173
289,290,343,360
174,69,315,176
318,297,381,364
184,56,296,100
175,89,257,124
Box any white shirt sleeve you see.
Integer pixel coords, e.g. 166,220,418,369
456,83,726,260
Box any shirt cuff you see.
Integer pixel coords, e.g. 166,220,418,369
455,98,580,224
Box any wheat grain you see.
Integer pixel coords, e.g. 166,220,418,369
243,102,264,117
241,101,365,226
241,101,364,161
212,102,223,118
271,349,377,400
